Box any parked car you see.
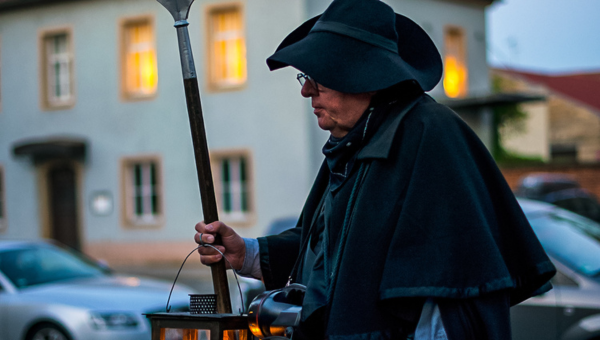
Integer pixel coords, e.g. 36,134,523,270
513,198,600,340
263,216,298,236
515,173,600,223
0,240,194,340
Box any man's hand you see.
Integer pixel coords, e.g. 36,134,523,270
194,221,246,271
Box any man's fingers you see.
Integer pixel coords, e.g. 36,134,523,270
199,254,223,265
195,232,215,245
197,244,225,255
194,221,206,233
193,220,242,270
195,221,229,238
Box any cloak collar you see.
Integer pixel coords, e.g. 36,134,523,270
358,94,423,160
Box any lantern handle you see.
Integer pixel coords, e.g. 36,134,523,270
166,246,247,314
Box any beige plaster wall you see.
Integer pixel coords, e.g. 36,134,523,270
492,71,549,161
501,102,549,161
549,96,600,163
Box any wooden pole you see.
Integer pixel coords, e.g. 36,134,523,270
157,0,232,314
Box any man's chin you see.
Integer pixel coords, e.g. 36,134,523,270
316,120,334,134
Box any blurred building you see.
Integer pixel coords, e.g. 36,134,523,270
494,68,600,164
0,0,500,265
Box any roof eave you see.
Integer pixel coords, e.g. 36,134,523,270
441,92,546,110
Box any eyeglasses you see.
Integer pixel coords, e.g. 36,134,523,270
297,73,319,94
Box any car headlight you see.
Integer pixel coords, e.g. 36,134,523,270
90,312,139,330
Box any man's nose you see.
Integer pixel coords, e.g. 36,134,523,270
301,81,317,98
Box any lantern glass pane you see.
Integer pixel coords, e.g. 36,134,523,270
161,328,210,340
223,329,248,340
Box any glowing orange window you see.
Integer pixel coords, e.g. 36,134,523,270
122,18,158,98
443,26,468,98
207,5,247,90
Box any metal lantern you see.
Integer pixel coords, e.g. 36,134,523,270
146,312,251,340
146,293,252,340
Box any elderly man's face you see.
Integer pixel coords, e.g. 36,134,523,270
301,80,374,138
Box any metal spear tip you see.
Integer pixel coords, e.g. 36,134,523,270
156,0,195,22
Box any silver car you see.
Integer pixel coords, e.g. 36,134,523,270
513,199,600,340
0,240,194,340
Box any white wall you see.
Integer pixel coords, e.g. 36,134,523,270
0,0,314,248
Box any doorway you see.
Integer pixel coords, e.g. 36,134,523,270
46,162,81,251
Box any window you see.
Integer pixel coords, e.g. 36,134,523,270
443,26,468,98
121,157,163,227
40,29,75,109
551,144,578,164
0,166,5,231
0,246,105,288
551,270,578,287
211,150,254,224
206,3,247,90
527,212,600,276
120,16,158,99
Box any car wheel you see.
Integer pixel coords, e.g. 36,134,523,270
27,323,71,340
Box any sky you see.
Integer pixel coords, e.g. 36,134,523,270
486,0,600,74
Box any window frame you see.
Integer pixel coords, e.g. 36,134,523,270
443,25,469,99
119,14,158,101
39,26,76,110
210,149,255,227
120,155,164,228
204,2,248,92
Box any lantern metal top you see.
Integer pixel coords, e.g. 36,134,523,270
146,312,246,321
156,0,194,21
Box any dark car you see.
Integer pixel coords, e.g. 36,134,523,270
512,198,600,340
515,173,600,223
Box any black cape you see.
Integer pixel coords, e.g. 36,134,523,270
258,94,556,339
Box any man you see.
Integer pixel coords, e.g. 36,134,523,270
195,0,556,339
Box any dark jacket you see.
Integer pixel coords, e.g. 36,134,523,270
258,94,556,339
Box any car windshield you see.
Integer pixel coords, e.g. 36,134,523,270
526,211,600,277
0,245,106,288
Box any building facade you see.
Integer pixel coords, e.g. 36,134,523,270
0,0,496,265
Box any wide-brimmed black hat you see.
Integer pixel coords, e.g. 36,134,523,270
266,0,443,93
